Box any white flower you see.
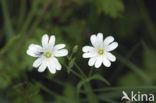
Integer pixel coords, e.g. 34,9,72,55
82,33,118,68
27,34,68,74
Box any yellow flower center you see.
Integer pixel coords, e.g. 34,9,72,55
98,49,104,55
45,52,51,58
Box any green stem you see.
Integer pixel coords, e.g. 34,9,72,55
61,61,83,80
88,66,94,77
67,55,87,78
19,0,41,35
1,0,14,39
84,83,99,103
68,52,74,60
37,82,75,102
28,0,53,34
18,0,26,30
73,62,98,103
70,69,83,80
75,63,87,78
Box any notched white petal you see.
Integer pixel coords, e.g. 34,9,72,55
90,34,98,47
27,50,36,57
49,35,55,47
28,44,42,51
104,36,114,46
53,59,62,70
82,46,95,52
49,57,62,71
33,58,42,68
42,34,49,47
103,57,111,67
48,64,56,74
54,44,66,50
27,44,43,57
54,49,68,57
88,57,96,66
55,62,62,70
97,33,103,44
106,52,116,62
38,64,46,72
106,42,118,51
95,56,103,68
82,52,96,58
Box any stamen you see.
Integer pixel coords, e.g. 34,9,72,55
98,49,104,55
45,52,51,58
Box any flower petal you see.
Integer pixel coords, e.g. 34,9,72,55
33,58,43,68
53,44,65,51
97,33,103,44
102,56,111,67
82,52,96,58
51,57,62,70
106,42,118,51
104,36,114,46
49,35,55,47
54,49,68,57
106,52,116,62
82,46,95,52
54,62,62,70
90,35,98,47
88,57,97,66
95,56,103,68
42,34,49,48
27,44,43,57
48,64,56,74
38,64,46,72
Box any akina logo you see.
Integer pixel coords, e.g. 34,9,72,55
121,91,154,102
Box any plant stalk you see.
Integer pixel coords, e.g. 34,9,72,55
84,83,98,103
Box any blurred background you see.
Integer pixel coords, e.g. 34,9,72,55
0,0,156,103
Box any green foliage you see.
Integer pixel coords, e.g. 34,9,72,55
77,74,110,95
67,45,79,74
8,82,43,103
117,54,151,83
0,0,156,102
1,0,14,39
72,45,79,54
63,84,78,103
143,42,156,81
67,57,76,74
95,0,124,18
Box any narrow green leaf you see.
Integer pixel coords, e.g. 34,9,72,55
0,35,20,55
91,74,110,85
77,74,110,95
116,53,151,83
142,41,156,80
1,0,14,39
36,82,75,103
